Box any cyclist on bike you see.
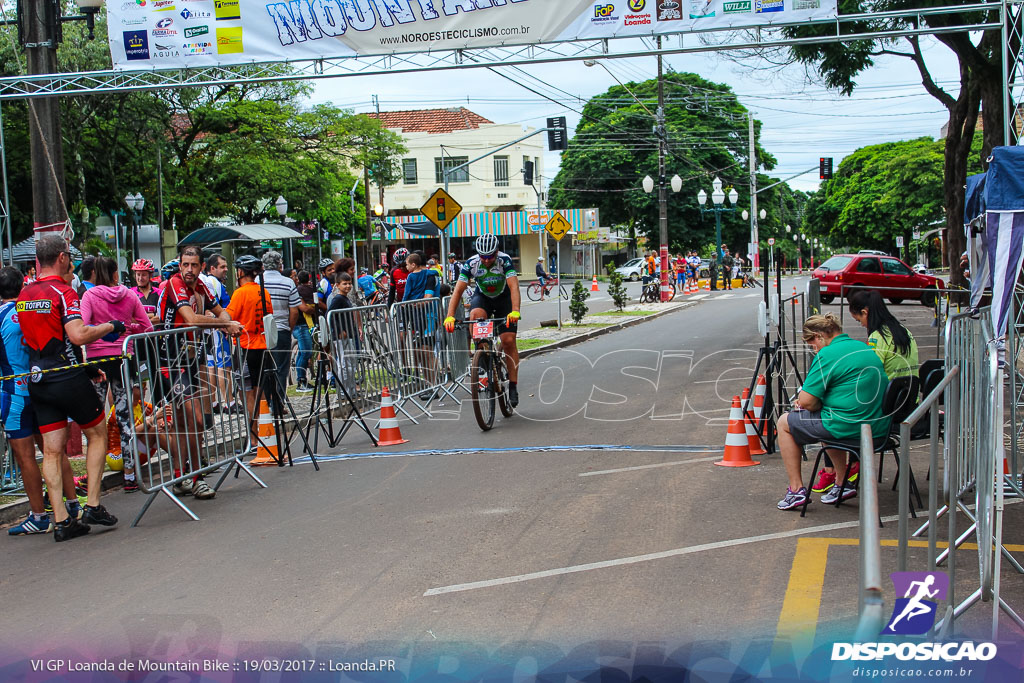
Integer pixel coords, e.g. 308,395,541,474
314,257,335,316
535,257,552,301
443,234,522,408
388,247,410,306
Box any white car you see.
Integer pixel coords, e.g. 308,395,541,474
614,257,646,281
912,263,930,274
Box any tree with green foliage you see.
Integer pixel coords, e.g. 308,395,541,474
548,72,778,253
0,13,406,247
607,271,629,312
802,136,984,255
569,280,590,325
780,2,1012,286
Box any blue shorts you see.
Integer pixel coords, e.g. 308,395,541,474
206,331,232,369
1,393,39,439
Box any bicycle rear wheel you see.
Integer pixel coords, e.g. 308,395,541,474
526,283,542,302
471,346,496,430
496,356,513,417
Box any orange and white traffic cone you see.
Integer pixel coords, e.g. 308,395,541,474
742,388,766,456
591,276,600,292
753,374,767,431
715,396,760,467
793,286,799,304
249,399,279,466
703,278,711,292
377,386,409,446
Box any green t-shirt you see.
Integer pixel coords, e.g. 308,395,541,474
867,328,918,380
802,333,890,440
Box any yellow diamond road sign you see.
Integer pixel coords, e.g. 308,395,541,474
545,213,572,242
420,188,462,231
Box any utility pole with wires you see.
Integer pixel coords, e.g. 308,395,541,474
656,36,671,302
748,114,759,274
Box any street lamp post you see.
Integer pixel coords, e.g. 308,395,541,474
641,172,682,301
274,195,297,267
124,192,144,263
697,177,739,260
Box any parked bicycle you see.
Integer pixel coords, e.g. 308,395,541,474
526,277,569,302
639,277,676,303
461,318,514,431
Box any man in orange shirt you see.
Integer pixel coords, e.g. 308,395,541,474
226,255,273,440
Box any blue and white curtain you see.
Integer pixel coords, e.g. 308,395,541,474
965,146,1024,338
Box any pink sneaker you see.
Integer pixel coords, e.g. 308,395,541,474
811,468,835,493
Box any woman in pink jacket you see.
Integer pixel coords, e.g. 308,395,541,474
81,256,154,492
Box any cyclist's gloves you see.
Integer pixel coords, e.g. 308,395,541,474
505,311,521,326
443,316,457,333
101,320,126,342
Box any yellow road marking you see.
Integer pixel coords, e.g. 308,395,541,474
775,537,1024,659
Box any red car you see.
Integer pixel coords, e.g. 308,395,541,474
813,254,944,306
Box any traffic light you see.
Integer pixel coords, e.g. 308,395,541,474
523,160,535,186
819,157,833,180
436,197,446,222
546,116,568,151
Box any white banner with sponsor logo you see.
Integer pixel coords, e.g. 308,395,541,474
108,0,837,70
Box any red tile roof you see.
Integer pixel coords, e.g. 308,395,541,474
368,107,494,134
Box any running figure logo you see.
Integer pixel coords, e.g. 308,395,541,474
882,571,949,635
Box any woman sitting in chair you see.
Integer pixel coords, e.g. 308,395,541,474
810,290,920,498
777,313,890,511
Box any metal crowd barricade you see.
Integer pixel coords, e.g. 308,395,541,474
388,298,457,417
855,423,885,641
0,427,21,495
325,303,397,414
122,327,266,526
441,294,471,395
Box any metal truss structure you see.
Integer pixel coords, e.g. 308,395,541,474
1006,0,1024,145
0,3,1006,100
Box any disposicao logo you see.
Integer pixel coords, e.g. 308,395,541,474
831,572,998,664
883,571,948,635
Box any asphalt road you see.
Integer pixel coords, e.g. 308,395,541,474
2,280,1021,673
516,279,649,329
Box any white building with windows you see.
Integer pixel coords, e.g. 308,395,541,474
370,107,546,215
366,107,558,271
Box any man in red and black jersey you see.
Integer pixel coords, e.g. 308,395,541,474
150,246,241,501
17,234,123,541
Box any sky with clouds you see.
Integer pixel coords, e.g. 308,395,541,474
306,34,961,198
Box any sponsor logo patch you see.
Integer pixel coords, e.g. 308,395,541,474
151,0,176,11
16,300,52,313
122,30,150,60
182,39,213,55
723,0,752,12
180,7,212,19
656,0,682,20
214,0,240,20
184,25,209,38
755,0,784,11
216,26,243,53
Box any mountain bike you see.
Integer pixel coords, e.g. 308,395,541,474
526,278,569,301
639,277,676,303
463,318,514,430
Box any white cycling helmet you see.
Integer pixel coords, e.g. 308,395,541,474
475,234,499,257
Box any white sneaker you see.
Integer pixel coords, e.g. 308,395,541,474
171,478,193,496
191,478,216,500
821,485,857,505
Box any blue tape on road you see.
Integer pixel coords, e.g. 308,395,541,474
290,444,719,466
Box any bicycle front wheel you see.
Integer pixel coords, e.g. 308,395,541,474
471,347,496,431
526,283,542,302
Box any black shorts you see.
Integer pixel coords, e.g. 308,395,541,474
28,372,104,433
469,289,517,334
241,347,269,392
153,364,200,404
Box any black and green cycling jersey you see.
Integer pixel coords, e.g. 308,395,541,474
458,252,517,298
